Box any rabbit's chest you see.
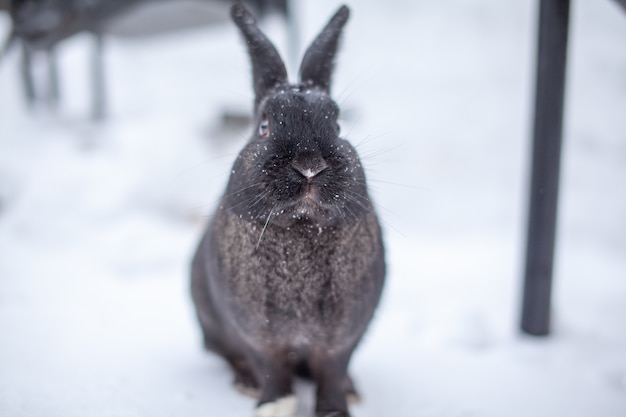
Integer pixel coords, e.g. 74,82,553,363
215,212,383,348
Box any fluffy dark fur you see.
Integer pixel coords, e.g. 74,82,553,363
191,4,385,417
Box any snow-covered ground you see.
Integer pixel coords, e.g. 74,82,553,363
1,0,625,416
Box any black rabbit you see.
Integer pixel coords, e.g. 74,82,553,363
191,3,385,417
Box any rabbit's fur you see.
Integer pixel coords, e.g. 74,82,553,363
191,4,385,417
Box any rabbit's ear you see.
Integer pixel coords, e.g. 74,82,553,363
231,3,288,109
299,5,350,93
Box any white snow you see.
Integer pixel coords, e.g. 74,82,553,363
1,0,625,416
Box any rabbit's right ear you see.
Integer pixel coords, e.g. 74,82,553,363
231,3,288,110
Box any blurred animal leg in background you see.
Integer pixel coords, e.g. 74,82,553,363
91,32,106,121
20,42,36,109
46,47,60,110
0,29,15,63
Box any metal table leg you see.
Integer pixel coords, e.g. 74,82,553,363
521,0,571,336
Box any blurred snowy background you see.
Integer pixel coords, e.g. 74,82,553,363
1,0,625,416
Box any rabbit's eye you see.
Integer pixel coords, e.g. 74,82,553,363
259,116,270,138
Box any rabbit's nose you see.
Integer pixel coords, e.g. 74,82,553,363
292,160,328,180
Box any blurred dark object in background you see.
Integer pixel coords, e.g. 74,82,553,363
0,0,291,120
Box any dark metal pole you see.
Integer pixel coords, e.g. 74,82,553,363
521,0,571,336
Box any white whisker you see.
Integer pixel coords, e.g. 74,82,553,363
256,207,274,250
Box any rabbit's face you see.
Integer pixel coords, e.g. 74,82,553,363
225,87,370,229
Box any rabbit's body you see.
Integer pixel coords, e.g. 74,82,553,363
193,207,384,355
192,4,385,417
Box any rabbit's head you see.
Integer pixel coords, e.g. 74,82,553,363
225,3,370,229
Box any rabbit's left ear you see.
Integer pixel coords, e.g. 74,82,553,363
232,3,288,109
299,5,350,93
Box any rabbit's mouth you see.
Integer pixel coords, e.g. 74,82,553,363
302,183,321,204
272,188,334,227
296,200,318,217
294,190,321,216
